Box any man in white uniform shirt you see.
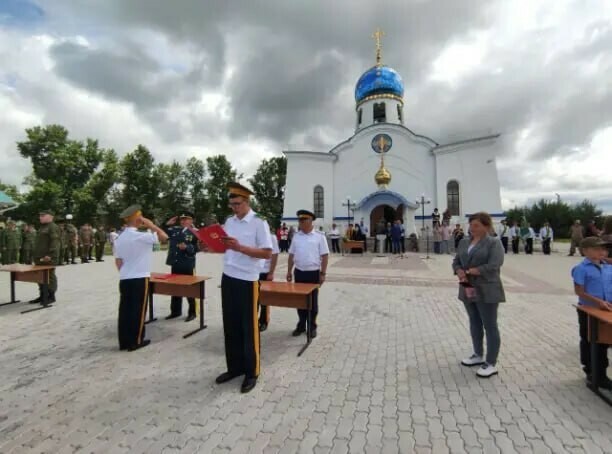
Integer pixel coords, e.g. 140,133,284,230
539,221,554,255
259,227,279,332
113,205,168,352
287,209,329,339
215,182,272,394
497,219,510,253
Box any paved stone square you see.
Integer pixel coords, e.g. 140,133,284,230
0,250,611,453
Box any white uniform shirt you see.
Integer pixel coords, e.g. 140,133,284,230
109,231,119,244
539,226,554,240
223,209,273,281
329,228,340,239
524,227,535,239
113,227,158,280
261,234,280,273
289,229,330,271
497,224,509,238
509,226,519,237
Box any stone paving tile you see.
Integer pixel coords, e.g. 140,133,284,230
0,252,611,453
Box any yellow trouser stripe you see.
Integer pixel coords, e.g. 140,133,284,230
253,281,260,376
137,278,149,343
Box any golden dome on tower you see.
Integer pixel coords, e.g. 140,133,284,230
375,158,391,188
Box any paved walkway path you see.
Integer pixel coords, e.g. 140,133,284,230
0,250,610,453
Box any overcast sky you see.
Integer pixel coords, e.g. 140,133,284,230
1,0,611,211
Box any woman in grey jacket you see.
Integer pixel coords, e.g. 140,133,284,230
452,212,506,378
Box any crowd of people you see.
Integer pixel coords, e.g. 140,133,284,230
0,217,117,266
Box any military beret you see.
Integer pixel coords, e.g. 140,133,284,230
120,204,142,219
227,182,253,198
179,211,194,219
580,237,609,249
39,209,54,215
297,209,316,221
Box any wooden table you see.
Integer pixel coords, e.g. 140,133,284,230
0,264,56,314
576,305,612,405
147,273,211,338
259,281,320,356
341,240,364,256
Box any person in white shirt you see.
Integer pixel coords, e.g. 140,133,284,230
509,221,520,254
329,223,341,253
287,209,329,339
215,182,272,394
523,223,536,255
113,205,168,352
258,229,279,332
539,221,554,255
359,219,369,252
497,219,510,253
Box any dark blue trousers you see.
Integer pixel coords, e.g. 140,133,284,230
294,269,320,332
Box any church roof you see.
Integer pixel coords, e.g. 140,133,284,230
354,65,404,104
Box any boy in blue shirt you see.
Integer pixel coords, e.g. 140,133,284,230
571,237,612,389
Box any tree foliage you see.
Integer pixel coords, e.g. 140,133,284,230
204,155,241,223
249,156,287,228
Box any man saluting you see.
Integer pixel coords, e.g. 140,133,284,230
287,210,329,339
114,205,168,351
164,211,199,322
215,183,272,393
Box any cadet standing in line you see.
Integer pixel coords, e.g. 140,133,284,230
29,210,60,304
113,205,168,351
509,221,520,254
287,210,329,339
20,224,35,264
58,219,68,265
539,221,554,255
258,225,279,332
79,223,92,263
3,220,20,264
497,219,509,254
65,216,78,264
164,212,199,322
215,182,272,394
94,225,107,262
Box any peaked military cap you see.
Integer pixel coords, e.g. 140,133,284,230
297,209,316,221
227,182,253,198
39,209,54,215
179,211,194,219
120,204,142,220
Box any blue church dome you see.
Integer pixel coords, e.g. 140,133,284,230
354,65,404,103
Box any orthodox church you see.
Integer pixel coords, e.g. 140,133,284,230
282,31,503,235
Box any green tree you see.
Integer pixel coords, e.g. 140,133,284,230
155,160,189,220
17,125,104,212
184,157,208,222
73,149,119,224
118,145,161,216
205,155,241,223
248,156,286,228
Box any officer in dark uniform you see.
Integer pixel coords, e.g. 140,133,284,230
164,211,199,321
29,209,60,304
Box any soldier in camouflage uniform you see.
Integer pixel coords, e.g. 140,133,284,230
3,220,20,265
94,225,107,262
65,219,78,264
58,219,68,266
79,223,93,263
29,210,60,304
20,224,36,264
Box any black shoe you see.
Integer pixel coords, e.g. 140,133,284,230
46,293,56,304
184,314,196,322
127,339,150,351
598,377,612,390
241,377,257,393
165,313,181,320
292,327,306,337
96,259,103,262
82,260,89,264
259,322,268,332
71,261,77,264
309,329,317,339
28,296,42,304
215,371,242,384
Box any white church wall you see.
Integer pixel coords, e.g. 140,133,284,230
435,141,503,219
282,153,334,227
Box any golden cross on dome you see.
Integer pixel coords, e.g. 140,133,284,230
372,28,385,66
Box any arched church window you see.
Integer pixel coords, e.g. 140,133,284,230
373,102,386,123
358,108,363,125
447,180,460,216
397,105,403,123
313,185,324,219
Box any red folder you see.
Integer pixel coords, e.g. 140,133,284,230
193,224,228,253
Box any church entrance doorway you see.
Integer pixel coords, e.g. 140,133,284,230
369,204,404,236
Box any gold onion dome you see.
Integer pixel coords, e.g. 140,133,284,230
375,160,391,188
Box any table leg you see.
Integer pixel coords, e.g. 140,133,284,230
586,315,612,406
298,292,313,357
0,272,21,306
184,282,207,338
145,281,157,324
21,272,53,314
